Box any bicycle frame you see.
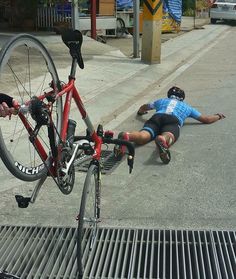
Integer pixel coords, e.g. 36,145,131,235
13,58,102,178
58,78,102,160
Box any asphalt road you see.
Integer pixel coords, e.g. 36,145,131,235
0,22,235,232
107,25,236,230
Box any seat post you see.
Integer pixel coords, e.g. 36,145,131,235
69,58,77,79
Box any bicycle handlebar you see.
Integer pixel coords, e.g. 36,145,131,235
105,137,134,154
74,135,135,173
104,137,135,173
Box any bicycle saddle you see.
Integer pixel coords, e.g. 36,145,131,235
61,29,84,69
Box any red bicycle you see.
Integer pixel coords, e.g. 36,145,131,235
0,29,134,278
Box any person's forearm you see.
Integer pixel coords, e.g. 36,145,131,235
198,113,225,124
207,114,222,123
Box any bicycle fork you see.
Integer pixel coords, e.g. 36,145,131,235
90,162,101,250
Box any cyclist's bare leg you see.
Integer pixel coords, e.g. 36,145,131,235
155,132,175,148
126,130,151,145
114,130,151,158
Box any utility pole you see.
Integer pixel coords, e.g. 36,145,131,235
133,0,140,58
141,0,163,64
91,0,97,40
71,0,79,30
194,0,196,28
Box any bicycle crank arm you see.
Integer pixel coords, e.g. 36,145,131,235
60,143,80,178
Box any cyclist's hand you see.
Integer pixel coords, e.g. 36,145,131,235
215,113,225,120
0,94,17,118
137,110,148,116
0,102,17,118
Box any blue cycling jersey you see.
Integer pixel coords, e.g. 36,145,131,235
148,97,201,126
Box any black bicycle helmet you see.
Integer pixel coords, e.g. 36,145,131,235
167,86,185,101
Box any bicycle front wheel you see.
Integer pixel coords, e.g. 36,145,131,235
77,163,101,277
0,34,62,181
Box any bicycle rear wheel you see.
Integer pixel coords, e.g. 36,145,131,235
77,163,101,277
0,34,62,181
116,18,126,38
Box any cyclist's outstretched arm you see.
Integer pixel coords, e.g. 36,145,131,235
137,104,153,115
197,113,225,124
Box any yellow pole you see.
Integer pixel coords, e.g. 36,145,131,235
141,0,163,64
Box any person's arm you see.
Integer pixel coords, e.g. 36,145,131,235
197,113,225,124
137,104,153,115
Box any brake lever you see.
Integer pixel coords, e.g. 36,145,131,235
127,155,134,174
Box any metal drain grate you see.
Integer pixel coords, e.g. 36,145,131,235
0,225,235,279
75,150,123,174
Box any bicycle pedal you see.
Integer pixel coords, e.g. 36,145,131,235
15,195,31,208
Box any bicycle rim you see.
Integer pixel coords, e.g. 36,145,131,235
0,34,62,181
116,18,126,38
77,164,100,277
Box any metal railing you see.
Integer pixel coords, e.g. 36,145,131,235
37,7,72,30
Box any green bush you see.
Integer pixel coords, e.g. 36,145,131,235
183,8,195,16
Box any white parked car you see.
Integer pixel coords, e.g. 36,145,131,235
210,0,236,23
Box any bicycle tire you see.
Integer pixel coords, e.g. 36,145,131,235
116,18,126,38
77,163,100,277
0,34,62,181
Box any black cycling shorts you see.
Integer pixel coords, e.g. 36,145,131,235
141,113,180,140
